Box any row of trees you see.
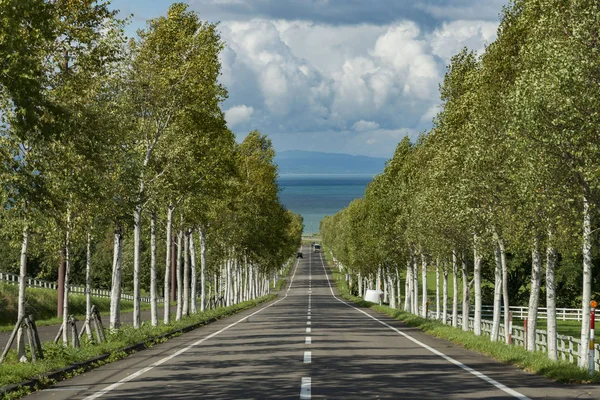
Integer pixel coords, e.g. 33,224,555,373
0,1,301,357
322,0,600,368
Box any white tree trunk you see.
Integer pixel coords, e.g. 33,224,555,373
133,204,142,328
435,260,440,320
243,258,249,302
473,234,482,336
405,260,412,312
249,264,254,300
396,268,402,309
226,253,232,306
62,211,71,344
16,224,29,358
254,266,259,298
443,266,448,324
527,237,542,351
198,227,207,311
499,237,510,344
183,230,190,317
421,254,427,317
491,243,502,342
388,272,395,309
382,268,389,303
213,272,217,307
164,205,173,324
461,253,469,332
110,227,122,330
190,230,197,313
150,212,158,326
237,261,242,303
358,272,363,298
546,232,558,360
412,256,418,315
176,229,183,321
580,193,593,368
452,250,458,328
85,232,92,337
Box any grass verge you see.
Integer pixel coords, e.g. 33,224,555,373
0,294,276,398
328,265,599,384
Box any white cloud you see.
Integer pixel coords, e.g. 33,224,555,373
218,15,501,157
107,0,508,158
430,20,498,63
225,105,254,127
352,120,380,132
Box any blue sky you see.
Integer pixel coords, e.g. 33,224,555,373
109,0,507,158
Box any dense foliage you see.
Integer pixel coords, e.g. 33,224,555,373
0,0,302,352
322,0,600,367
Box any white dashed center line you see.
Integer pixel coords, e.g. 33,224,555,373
304,351,312,363
300,377,311,399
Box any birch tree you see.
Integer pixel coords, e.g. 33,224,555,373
509,0,600,365
127,2,226,328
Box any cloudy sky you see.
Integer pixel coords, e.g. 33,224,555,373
110,0,506,158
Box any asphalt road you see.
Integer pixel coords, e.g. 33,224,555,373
24,246,600,399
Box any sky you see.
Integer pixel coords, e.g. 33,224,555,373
109,0,507,158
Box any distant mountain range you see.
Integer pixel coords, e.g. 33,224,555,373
275,150,386,175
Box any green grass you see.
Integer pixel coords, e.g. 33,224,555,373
327,264,599,384
0,294,276,396
512,318,582,338
0,284,151,331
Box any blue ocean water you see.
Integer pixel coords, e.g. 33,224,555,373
278,174,374,234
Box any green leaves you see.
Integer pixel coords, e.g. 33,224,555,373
322,0,600,298
0,1,301,300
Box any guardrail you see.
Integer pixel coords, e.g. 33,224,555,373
0,271,162,304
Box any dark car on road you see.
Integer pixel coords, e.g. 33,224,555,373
297,252,303,258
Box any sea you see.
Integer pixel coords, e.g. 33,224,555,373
278,174,374,234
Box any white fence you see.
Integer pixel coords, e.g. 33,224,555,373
0,271,162,304
427,310,600,372
478,305,594,322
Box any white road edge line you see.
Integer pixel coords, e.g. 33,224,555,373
300,377,311,399
318,253,531,400
82,257,303,400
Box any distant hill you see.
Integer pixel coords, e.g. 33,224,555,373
275,150,386,175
